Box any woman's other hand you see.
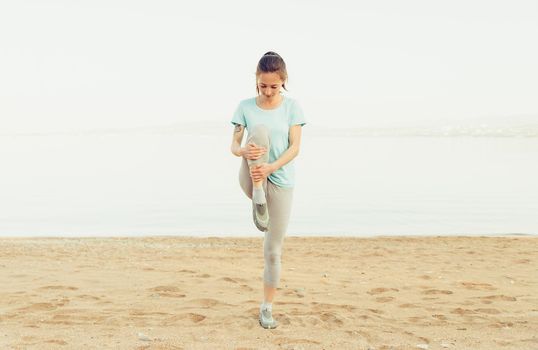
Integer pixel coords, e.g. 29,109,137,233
250,163,275,182
242,142,267,160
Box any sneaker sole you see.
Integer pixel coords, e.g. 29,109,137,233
258,318,278,329
252,202,269,232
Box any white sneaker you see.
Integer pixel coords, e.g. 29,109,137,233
259,304,278,329
252,202,269,232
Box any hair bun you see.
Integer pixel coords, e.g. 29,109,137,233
263,51,280,57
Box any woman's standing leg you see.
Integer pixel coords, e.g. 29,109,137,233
263,181,293,298
258,180,293,328
259,181,293,328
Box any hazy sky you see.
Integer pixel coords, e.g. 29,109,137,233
1,0,537,132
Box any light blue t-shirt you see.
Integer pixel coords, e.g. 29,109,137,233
231,96,306,188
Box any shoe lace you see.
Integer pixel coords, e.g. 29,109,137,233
261,307,273,319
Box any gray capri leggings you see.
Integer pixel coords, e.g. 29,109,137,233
239,124,294,288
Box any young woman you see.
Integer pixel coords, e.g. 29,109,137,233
230,51,306,329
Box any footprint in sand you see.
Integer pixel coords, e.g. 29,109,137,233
220,276,248,284
50,312,107,326
399,303,420,308
274,337,321,346
130,310,170,318
489,321,514,328
375,296,394,303
148,285,181,292
422,289,453,295
54,297,70,307
432,314,448,321
280,301,304,306
45,340,68,345
283,288,305,298
402,332,431,344
367,287,399,295
240,284,254,291
163,313,206,324
190,298,223,308
49,314,76,325
478,294,517,304
513,258,531,264
366,308,385,314
310,302,357,312
147,286,185,298
305,316,322,326
451,308,477,315
38,285,79,291
475,308,501,314
407,316,424,323
277,315,292,326
319,311,344,326
345,329,375,342
459,282,496,290
247,307,260,316
76,294,101,301
18,297,70,312
220,277,238,283
18,302,58,312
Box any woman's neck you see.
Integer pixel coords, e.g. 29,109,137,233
256,94,283,109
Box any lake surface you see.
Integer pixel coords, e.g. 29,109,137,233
1,123,537,237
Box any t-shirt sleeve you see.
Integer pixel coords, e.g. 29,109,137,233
289,100,306,127
230,102,246,126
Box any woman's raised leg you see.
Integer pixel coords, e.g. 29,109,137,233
238,124,270,199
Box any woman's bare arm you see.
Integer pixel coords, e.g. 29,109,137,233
230,124,245,157
270,125,302,171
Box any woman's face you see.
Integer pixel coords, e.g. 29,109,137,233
257,72,284,101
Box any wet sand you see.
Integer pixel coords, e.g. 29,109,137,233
0,236,537,349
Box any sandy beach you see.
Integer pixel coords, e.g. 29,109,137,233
0,236,537,349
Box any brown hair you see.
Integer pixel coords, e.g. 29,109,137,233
256,51,288,94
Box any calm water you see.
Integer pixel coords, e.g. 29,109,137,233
1,124,537,237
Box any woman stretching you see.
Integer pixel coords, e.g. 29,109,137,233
230,51,306,329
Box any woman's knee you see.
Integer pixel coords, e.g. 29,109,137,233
249,124,270,142
247,125,270,154
264,250,281,265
